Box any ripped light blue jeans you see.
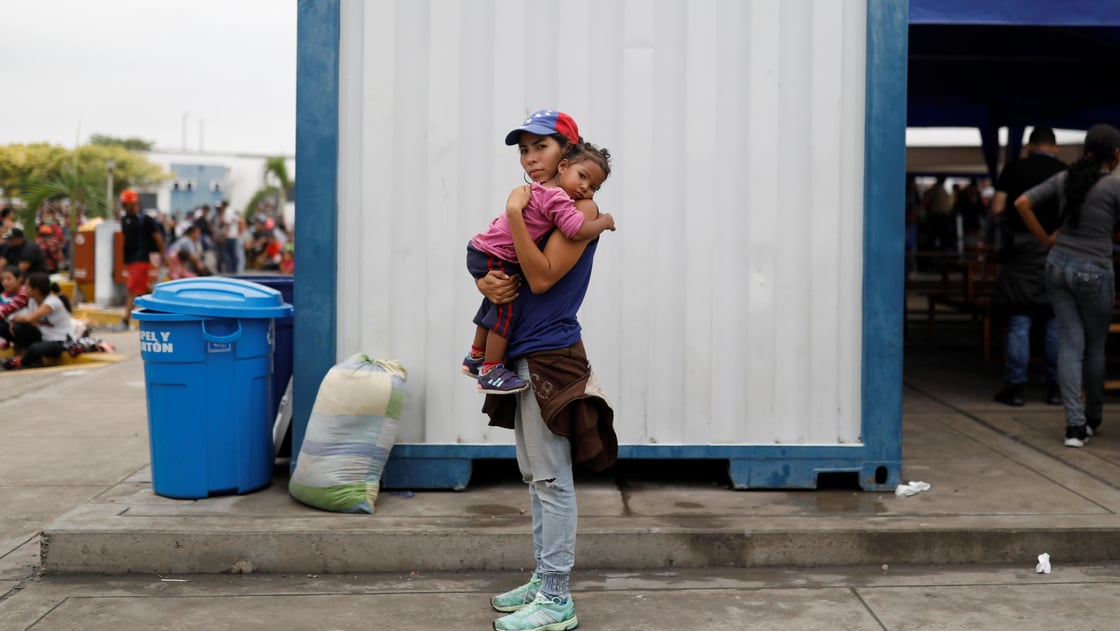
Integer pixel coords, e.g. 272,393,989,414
1046,250,1115,428
511,358,576,599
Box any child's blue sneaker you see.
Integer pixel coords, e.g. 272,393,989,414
491,575,541,612
461,354,484,378
477,364,529,395
493,593,578,631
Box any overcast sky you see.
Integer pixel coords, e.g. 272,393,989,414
0,0,296,156
0,1,1087,156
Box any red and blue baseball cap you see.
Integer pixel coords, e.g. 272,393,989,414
505,109,580,146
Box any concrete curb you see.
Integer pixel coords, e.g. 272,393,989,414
42,506,1120,574
41,526,1120,575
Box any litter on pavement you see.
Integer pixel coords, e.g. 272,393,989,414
895,480,932,497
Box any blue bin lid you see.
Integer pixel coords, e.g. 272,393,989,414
130,308,213,323
134,277,294,319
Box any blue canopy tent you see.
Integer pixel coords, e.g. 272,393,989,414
909,0,1120,178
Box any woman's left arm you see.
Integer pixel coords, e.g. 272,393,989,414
506,190,596,293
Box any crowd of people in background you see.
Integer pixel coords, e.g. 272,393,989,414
0,195,293,368
0,197,293,282
156,200,294,276
905,174,997,265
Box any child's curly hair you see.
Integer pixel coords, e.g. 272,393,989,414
564,141,612,181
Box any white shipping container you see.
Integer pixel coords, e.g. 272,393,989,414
292,0,907,490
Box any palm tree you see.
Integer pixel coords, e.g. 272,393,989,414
245,156,293,219
21,160,109,223
22,160,107,215
264,156,293,199
21,159,110,276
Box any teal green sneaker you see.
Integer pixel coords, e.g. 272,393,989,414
493,593,578,631
490,575,541,612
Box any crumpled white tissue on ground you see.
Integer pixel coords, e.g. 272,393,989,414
1036,553,1051,574
894,480,932,497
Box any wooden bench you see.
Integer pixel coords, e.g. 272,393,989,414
926,257,1000,361
906,251,971,321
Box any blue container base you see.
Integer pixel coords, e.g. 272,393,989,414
381,444,901,492
154,479,271,500
727,459,900,491
381,458,474,492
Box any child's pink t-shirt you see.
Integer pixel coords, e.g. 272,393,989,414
471,183,585,263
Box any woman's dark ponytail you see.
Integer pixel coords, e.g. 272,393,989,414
1063,155,1103,227
1063,123,1120,227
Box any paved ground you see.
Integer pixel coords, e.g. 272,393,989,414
5,564,1120,630
3,319,1120,629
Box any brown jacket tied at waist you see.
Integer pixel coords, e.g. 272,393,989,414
483,341,618,472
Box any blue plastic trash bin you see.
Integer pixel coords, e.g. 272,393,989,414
228,274,293,422
133,277,293,499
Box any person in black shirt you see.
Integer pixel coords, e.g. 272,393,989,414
991,127,1067,407
0,227,48,275
115,189,166,332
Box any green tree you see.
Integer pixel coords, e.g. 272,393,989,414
22,160,107,219
0,143,74,199
0,143,168,227
89,134,155,152
245,156,293,218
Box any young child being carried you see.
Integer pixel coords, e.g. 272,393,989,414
463,110,614,394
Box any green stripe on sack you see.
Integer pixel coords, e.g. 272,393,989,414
288,479,374,513
386,385,404,420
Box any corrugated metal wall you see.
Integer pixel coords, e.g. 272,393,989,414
336,0,867,446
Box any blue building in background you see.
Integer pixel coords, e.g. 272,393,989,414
169,163,228,213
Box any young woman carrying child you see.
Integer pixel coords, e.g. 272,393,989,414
463,109,614,394
473,110,617,631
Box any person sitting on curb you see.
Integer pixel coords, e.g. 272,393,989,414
0,265,30,351
2,272,73,370
1,265,28,311
167,224,211,279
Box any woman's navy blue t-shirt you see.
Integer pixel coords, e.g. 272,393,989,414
505,234,598,360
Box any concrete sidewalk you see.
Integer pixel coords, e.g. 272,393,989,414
6,564,1120,630
6,327,1120,575
3,325,1120,627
